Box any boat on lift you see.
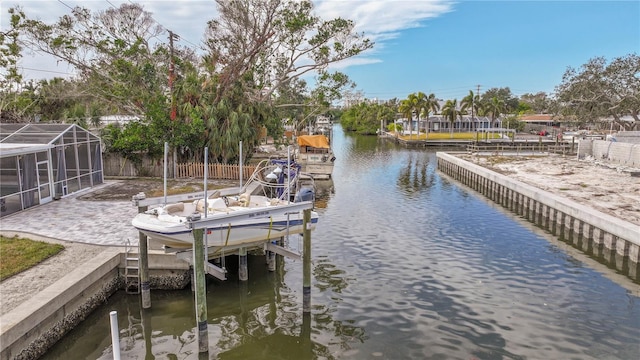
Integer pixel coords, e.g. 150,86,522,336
295,134,335,180
131,159,318,249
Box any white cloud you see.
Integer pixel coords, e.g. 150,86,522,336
330,56,383,69
315,0,453,37
313,0,454,70
1,0,453,79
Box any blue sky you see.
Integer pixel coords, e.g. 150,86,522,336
2,0,638,102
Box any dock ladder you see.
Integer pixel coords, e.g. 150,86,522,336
124,239,140,294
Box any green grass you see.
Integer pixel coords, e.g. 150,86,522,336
0,235,64,281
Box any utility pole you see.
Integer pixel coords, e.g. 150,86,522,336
168,31,180,179
476,84,481,131
168,31,179,121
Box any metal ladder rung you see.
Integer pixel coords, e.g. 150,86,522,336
124,239,140,294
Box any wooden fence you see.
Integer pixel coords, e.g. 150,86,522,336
176,163,258,180
102,154,257,180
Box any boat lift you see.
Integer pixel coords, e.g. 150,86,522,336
177,201,312,281
131,143,315,354
133,192,313,280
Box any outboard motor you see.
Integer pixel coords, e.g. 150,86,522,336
294,187,315,203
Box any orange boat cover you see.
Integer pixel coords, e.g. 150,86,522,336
297,135,330,149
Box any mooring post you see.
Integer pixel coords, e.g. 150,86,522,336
141,308,153,359
139,233,151,309
109,311,121,360
133,193,151,309
301,312,312,356
191,222,209,353
302,209,311,313
239,247,248,281
267,241,276,272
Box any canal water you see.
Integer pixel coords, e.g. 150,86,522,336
42,125,640,359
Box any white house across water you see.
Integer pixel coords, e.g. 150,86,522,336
0,123,103,218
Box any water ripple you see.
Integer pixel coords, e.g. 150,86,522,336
41,127,640,360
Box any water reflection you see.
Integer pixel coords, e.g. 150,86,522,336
42,251,365,359
396,153,435,195
312,179,334,209
41,124,640,360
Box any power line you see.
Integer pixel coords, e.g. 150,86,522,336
56,0,74,11
105,0,118,10
19,66,76,76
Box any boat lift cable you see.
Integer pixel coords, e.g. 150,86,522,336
210,223,233,257
267,216,273,240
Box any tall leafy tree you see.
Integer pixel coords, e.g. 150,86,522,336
555,54,639,130
0,7,26,122
341,102,392,135
519,92,551,114
480,87,518,115
7,1,374,164
204,0,372,104
17,3,172,114
13,3,210,162
199,0,372,159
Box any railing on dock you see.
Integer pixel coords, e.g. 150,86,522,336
547,144,577,155
466,143,547,154
466,141,576,155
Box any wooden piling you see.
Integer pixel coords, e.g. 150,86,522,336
192,226,208,353
267,241,276,272
139,232,151,309
134,194,151,309
239,247,248,281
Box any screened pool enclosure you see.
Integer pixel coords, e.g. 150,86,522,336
0,124,103,218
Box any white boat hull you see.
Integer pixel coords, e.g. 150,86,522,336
297,153,334,179
132,197,318,249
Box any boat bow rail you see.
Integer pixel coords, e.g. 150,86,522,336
132,187,243,208
184,201,314,230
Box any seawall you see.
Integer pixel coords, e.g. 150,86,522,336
0,247,189,360
578,139,640,167
436,152,640,281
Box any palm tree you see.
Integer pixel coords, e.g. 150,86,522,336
402,92,440,139
400,93,421,139
485,96,506,128
398,99,413,137
461,90,479,131
421,93,440,139
412,92,427,139
441,99,463,138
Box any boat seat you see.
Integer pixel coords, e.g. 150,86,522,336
165,203,185,215
195,200,205,213
238,192,251,207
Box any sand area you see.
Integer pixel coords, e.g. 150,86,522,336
456,153,640,226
